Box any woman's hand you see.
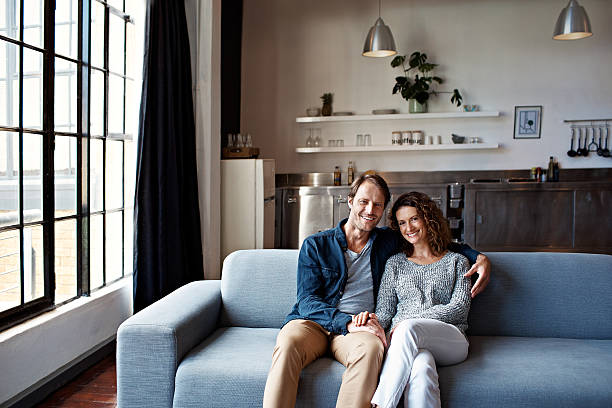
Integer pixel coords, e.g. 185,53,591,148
464,253,491,298
352,311,376,326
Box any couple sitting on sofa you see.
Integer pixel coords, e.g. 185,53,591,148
263,174,492,408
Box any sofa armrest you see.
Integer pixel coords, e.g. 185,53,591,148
117,280,221,408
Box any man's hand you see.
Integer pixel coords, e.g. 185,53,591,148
464,253,491,298
347,315,387,347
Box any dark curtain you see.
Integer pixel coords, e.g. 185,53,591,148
133,0,204,313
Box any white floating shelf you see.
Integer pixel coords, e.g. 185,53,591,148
296,111,501,123
295,143,500,153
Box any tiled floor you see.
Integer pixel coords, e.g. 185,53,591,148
36,355,117,407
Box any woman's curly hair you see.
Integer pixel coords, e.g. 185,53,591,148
388,191,451,257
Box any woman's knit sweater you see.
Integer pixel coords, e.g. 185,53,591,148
375,251,471,334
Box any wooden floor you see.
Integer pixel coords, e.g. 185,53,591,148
36,355,117,407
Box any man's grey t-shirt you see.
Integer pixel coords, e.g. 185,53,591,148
336,237,375,315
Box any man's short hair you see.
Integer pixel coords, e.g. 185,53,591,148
348,174,391,208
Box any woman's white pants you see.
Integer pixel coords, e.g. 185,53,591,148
371,318,469,408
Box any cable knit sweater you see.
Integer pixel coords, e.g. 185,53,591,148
375,251,471,334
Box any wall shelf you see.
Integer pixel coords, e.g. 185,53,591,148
296,111,501,123
295,143,500,153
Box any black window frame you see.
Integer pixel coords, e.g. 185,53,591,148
0,0,136,331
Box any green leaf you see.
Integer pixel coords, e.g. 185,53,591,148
390,55,406,68
415,91,429,105
420,63,438,73
433,76,443,84
395,76,408,85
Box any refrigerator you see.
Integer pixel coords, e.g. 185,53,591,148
221,159,275,261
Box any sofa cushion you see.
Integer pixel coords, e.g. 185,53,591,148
173,327,344,408
469,252,612,339
219,250,298,328
439,336,612,407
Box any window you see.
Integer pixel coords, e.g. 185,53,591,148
0,0,140,329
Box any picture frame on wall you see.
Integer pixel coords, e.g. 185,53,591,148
514,106,542,139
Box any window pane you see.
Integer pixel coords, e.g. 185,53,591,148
106,211,122,282
90,213,103,290
91,0,105,69
108,13,125,75
0,0,20,40
0,132,18,227
90,138,103,212
0,39,19,127
124,139,134,208
23,133,42,222
55,0,78,59
55,136,77,218
0,229,20,312
108,73,124,134
125,78,137,137
105,139,122,209
23,0,42,45
55,58,77,133
123,207,132,276
55,218,76,303
23,48,43,130
23,224,43,302
125,22,135,79
90,69,104,136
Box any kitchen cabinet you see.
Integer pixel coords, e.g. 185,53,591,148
464,183,612,254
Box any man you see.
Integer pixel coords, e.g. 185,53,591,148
263,174,490,408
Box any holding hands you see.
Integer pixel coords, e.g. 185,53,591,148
347,311,387,347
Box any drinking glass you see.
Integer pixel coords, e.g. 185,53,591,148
364,134,372,146
227,133,234,148
306,129,314,147
356,134,364,146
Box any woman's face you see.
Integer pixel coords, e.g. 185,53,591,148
396,206,428,246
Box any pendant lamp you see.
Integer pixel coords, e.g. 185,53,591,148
362,0,397,57
553,0,592,40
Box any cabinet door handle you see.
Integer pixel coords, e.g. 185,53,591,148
337,195,347,203
287,196,297,204
476,214,483,224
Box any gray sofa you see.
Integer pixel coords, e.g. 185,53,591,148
117,250,612,407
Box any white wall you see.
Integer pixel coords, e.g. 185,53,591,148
242,0,612,174
0,280,132,405
186,0,222,280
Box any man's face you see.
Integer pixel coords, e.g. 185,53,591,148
347,180,386,233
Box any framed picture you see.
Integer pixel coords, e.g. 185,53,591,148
514,106,542,139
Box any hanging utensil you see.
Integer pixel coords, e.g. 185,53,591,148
587,126,598,152
603,126,611,158
567,127,577,157
581,127,589,156
576,127,584,156
597,127,604,156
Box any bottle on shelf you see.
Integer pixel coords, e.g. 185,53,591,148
334,166,341,186
547,157,555,182
347,161,354,185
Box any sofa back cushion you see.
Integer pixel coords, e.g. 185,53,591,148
219,249,298,328
469,252,612,339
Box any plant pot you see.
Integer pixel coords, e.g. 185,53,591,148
409,99,427,113
321,103,332,116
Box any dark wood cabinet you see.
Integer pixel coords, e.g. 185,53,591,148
464,183,612,254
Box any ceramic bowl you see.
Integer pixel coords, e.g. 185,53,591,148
306,107,320,117
451,134,465,144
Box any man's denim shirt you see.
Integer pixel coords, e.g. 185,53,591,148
283,219,480,335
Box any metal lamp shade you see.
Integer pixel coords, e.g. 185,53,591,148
553,0,592,40
363,17,397,57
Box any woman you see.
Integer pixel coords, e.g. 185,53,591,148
356,191,471,408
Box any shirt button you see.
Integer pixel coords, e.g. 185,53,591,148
339,291,343,295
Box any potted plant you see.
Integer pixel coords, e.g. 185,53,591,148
321,92,333,116
391,52,462,113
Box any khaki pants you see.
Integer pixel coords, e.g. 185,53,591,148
263,319,385,408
